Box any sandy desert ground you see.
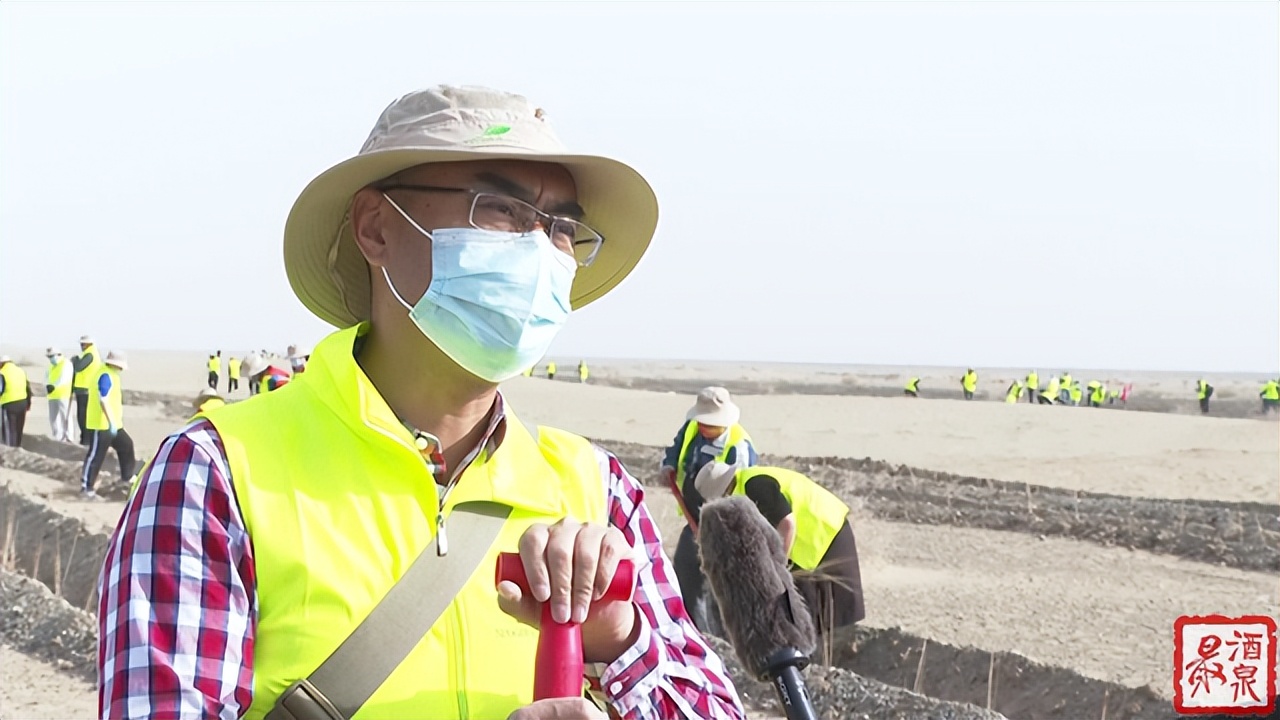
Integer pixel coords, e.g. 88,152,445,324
0,348,1276,719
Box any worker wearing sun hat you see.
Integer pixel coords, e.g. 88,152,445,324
189,387,226,421
240,352,290,395
80,351,135,499
659,385,758,635
99,85,742,720
71,334,102,445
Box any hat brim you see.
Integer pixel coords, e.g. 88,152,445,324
284,147,660,329
686,405,741,427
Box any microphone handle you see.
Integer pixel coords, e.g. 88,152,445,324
769,664,820,720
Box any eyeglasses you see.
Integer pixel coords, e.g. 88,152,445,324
378,184,604,267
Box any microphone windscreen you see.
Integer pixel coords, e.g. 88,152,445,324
698,495,816,676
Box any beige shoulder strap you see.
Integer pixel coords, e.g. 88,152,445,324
267,500,512,720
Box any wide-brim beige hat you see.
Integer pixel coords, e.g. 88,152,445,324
694,461,738,501
284,85,660,329
195,387,222,402
241,353,269,378
685,386,741,427
105,351,128,370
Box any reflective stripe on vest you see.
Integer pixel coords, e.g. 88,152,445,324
675,421,749,492
48,359,73,400
86,368,123,431
0,364,29,404
202,324,606,720
73,345,101,390
733,466,848,571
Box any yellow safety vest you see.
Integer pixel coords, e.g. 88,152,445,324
47,359,72,400
1069,383,1083,404
208,357,220,374
905,378,920,393
732,466,848,571
199,324,606,720
547,362,557,374
962,372,977,392
675,421,751,492
1197,381,1211,400
1263,382,1280,401
1042,377,1060,400
1091,386,1106,405
73,345,101,391
86,367,123,431
229,358,242,378
1026,373,1038,392
1004,382,1021,403
0,364,29,404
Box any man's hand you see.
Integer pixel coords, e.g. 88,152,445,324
497,518,640,664
506,697,606,720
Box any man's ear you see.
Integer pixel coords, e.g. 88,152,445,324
351,187,389,266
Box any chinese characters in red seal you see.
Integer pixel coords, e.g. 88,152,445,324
1175,614,1277,715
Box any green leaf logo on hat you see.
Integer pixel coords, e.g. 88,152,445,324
483,124,511,136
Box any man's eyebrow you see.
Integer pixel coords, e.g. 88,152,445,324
475,172,585,219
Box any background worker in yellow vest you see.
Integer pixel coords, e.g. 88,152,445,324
1196,378,1214,414
71,334,102,446
1087,380,1106,408
1261,379,1280,414
98,86,743,720
1058,371,1073,404
0,355,33,448
226,356,241,393
80,351,135,499
546,359,557,380
45,348,76,442
695,462,866,640
961,368,978,400
660,385,758,634
578,359,589,383
904,376,920,397
1025,371,1038,403
1038,375,1060,405
207,351,221,390
1004,379,1022,404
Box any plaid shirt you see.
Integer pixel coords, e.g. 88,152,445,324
97,401,744,720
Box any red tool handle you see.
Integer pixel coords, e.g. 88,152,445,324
495,552,635,700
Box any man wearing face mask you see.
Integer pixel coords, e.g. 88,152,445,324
659,386,758,634
97,86,743,720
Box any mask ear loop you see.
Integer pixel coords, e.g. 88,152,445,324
378,191,435,312
381,266,416,312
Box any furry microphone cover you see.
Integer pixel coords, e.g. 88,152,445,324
698,495,816,675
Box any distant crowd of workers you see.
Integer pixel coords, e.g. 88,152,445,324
902,369,1280,415
521,359,590,383
0,338,316,499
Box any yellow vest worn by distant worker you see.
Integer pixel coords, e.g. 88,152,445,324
733,466,849,571
73,344,101,391
676,421,751,492
86,367,123,431
229,357,242,378
0,364,29,405
199,324,606,720
47,358,72,401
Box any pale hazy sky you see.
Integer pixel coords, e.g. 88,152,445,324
2,2,1276,373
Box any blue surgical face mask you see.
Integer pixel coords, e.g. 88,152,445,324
380,194,576,383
